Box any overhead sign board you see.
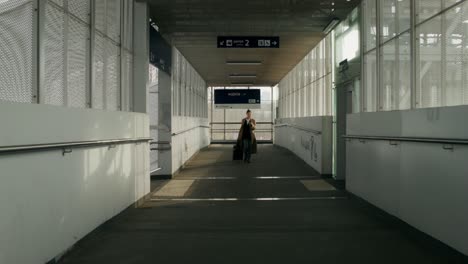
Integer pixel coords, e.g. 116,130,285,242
214,89,261,109
217,36,280,48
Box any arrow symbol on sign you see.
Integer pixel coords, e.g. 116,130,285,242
272,41,278,46
220,41,225,46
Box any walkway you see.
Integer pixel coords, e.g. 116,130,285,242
60,145,467,264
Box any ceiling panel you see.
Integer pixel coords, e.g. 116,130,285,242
148,0,359,86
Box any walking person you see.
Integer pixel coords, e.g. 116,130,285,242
237,109,257,163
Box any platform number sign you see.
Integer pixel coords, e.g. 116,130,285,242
218,36,280,48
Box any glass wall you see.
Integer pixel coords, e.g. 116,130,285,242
208,86,274,142
277,34,333,118
0,0,135,111
361,0,468,112
172,47,208,118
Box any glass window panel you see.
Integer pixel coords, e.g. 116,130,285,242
363,0,377,51
444,2,468,106
417,16,443,108
417,0,442,23
324,74,333,115
381,0,411,43
381,34,411,111
364,50,378,112
259,86,272,101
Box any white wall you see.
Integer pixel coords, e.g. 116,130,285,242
171,117,210,174
0,102,150,264
168,47,210,175
274,116,333,175
346,105,468,256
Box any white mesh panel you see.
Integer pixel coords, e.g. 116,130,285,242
95,0,106,34
68,0,90,24
50,0,63,7
0,1,34,103
43,2,65,106
0,0,30,10
105,40,120,110
93,33,105,109
122,0,133,50
67,16,88,108
122,50,133,111
106,0,121,43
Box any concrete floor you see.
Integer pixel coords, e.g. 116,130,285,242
59,145,468,264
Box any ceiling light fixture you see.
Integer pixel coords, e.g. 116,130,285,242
226,61,262,65
229,74,257,78
323,18,340,34
230,82,254,86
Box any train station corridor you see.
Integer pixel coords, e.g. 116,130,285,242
2,0,468,263
58,145,465,264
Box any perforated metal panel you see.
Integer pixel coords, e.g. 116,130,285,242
0,1,34,103
92,33,106,109
122,51,133,111
68,0,90,24
94,0,106,35
50,0,63,7
106,0,121,43
67,16,89,108
105,40,120,110
122,0,133,50
0,0,31,11
43,2,66,106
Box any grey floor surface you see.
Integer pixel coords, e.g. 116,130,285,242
59,144,468,264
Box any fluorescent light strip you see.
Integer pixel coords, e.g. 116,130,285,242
226,61,262,65
229,74,257,78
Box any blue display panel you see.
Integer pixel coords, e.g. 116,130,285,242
214,89,261,109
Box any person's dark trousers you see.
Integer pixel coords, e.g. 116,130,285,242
242,139,252,162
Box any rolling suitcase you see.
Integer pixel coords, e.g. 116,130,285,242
233,144,243,161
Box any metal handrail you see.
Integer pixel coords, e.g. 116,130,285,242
343,135,468,145
150,141,171,145
0,138,152,155
274,124,322,135
150,168,162,174
210,122,274,125
172,125,210,136
211,129,273,132
150,147,172,151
